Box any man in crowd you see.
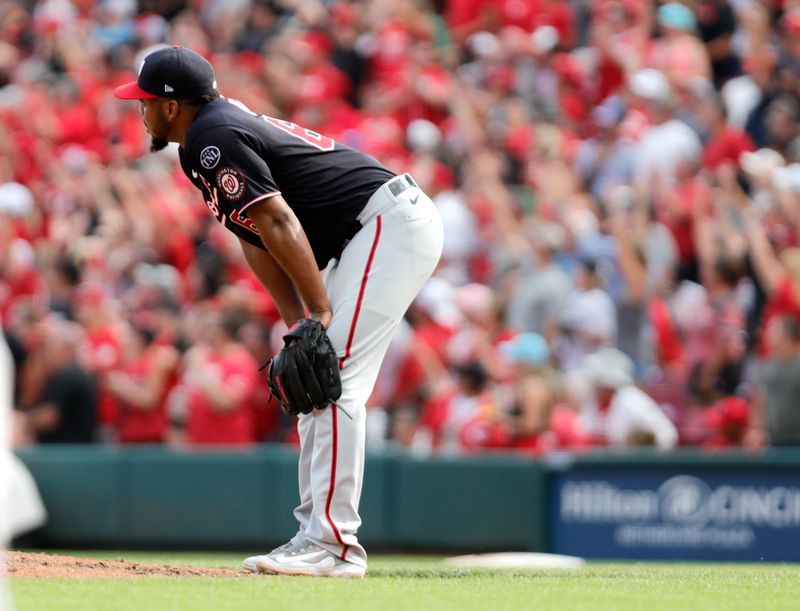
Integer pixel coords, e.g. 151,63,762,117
16,319,96,444
749,315,800,447
580,347,678,450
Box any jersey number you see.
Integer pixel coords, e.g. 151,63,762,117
226,98,335,152
262,117,335,152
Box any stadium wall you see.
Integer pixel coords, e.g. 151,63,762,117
14,447,800,559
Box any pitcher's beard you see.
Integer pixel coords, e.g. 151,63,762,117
150,137,169,152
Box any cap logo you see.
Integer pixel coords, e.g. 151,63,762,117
200,146,221,169
165,84,174,93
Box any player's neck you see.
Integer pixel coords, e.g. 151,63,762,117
172,107,201,148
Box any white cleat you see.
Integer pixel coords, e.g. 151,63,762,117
255,541,366,578
243,539,303,573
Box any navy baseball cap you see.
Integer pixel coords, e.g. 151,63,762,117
114,46,217,100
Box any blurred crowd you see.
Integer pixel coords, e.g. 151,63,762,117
2,0,800,454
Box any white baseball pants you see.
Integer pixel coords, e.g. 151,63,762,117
291,174,443,568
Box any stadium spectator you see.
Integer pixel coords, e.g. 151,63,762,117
748,314,800,447
497,331,587,454
629,68,703,189
447,281,515,380
413,360,501,454
177,308,260,445
650,3,712,87
16,318,96,444
105,321,180,444
695,0,740,88
72,283,122,435
504,221,572,336
579,347,678,450
555,258,617,372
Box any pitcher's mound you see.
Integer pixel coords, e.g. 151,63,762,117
4,551,243,578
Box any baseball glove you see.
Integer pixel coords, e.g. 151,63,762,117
266,318,342,416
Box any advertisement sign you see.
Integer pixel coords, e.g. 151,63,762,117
550,470,800,560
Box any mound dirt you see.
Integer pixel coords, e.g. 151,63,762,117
4,551,244,578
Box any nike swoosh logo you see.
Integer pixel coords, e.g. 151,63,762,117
410,191,419,205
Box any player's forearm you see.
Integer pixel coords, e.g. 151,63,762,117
248,201,332,326
262,218,329,319
239,238,306,325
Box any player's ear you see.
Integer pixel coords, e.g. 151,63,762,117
165,99,181,120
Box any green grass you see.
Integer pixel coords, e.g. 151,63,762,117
8,552,800,611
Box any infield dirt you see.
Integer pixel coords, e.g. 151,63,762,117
5,552,242,578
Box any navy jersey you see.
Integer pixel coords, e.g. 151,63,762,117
178,97,395,268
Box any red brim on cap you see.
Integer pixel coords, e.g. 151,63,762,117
114,81,158,100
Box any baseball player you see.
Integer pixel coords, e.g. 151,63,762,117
115,46,443,577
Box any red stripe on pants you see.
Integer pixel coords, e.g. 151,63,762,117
326,215,383,562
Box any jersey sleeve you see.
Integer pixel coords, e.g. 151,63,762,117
188,125,281,213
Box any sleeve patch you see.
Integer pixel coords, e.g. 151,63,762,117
200,146,221,169
215,166,247,201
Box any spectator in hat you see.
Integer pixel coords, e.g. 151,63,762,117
650,2,712,88
580,347,678,450
629,68,703,188
497,332,586,454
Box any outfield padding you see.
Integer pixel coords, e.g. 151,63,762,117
14,446,546,551
15,446,800,558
